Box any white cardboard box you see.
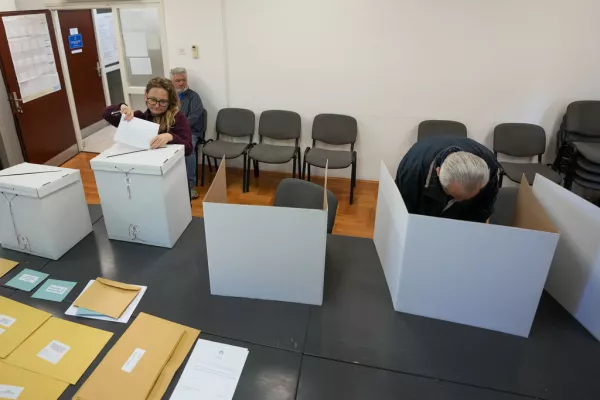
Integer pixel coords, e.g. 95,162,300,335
90,143,191,248
374,162,559,337
532,175,600,341
0,163,92,260
203,158,328,305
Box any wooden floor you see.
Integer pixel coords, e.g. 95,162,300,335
62,152,379,238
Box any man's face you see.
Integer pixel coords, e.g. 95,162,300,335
171,73,188,93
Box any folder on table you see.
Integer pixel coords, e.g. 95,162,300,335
73,313,200,400
72,278,140,319
0,258,19,278
0,361,68,400
5,317,113,384
0,296,51,358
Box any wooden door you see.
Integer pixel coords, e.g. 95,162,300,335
58,10,106,130
0,10,76,164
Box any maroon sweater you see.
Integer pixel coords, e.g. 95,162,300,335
102,104,193,156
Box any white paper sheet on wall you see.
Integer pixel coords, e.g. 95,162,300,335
3,13,61,103
95,13,119,67
130,57,152,75
123,31,148,57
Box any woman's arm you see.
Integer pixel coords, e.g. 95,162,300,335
102,104,144,127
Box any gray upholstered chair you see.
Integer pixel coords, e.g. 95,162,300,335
201,108,255,192
273,178,338,234
493,123,561,186
554,101,600,191
417,120,467,141
246,110,301,191
302,113,357,204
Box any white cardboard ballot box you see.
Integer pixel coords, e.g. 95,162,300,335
532,175,600,341
374,162,559,337
90,143,191,248
0,163,92,260
203,158,328,305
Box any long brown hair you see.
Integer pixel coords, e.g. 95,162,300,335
145,77,179,133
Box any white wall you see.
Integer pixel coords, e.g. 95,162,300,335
163,0,600,180
0,0,15,11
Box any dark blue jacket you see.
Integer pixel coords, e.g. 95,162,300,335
395,137,499,223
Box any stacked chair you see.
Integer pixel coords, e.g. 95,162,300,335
554,101,600,191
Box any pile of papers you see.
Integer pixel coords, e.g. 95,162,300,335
0,296,113,400
66,278,147,323
74,312,200,400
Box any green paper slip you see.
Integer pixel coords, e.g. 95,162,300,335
75,307,107,317
31,279,77,302
5,269,49,292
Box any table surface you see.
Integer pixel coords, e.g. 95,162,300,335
2,204,599,400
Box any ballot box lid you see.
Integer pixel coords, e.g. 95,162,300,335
90,143,184,176
0,163,80,198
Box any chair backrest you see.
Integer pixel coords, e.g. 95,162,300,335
494,123,546,157
273,178,338,234
259,110,301,141
565,101,600,138
216,108,255,138
200,108,208,138
312,113,357,145
417,120,467,141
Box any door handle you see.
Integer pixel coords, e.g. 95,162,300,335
10,92,23,114
96,61,102,77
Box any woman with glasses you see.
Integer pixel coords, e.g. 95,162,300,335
102,77,192,156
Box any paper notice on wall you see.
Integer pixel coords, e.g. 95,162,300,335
2,13,61,103
130,57,152,75
94,12,119,67
123,31,148,57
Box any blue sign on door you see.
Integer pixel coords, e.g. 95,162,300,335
68,34,83,50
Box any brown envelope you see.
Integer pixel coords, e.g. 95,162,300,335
0,296,51,358
72,278,140,319
73,313,200,400
0,258,19,279
0,361,68,400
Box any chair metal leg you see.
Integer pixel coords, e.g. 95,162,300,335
201,153,206,186
292,156,296,179
302,159,306,180
296,149,302,179
242,153,248,193
212,157,218,171
195,149,200,186
254,160,259,178
307,165,311,182
246,156,252,192
350,160,356,205
499,173,504,188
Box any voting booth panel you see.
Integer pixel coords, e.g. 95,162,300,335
91,144,192,248
0,163,92,260
532,175,600,341
374,162,559,337
204,158,328,305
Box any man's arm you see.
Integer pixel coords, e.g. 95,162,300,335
185,92,204,128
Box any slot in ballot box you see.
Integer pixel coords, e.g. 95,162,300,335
90,143,191,248
0,163,92,260
374,162,559,337
532,175,600,341
203,158,328,305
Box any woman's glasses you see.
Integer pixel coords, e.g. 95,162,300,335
147,97,170,107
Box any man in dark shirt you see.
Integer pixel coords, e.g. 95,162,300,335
395,136,500,223
171,67,205,199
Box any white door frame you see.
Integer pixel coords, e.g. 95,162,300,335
48,0,168,154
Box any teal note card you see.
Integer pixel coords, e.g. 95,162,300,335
32,279,77,302
76,307,106,317
5,269,49,292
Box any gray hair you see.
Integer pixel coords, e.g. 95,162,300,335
170,67,187,76
438,152,489,193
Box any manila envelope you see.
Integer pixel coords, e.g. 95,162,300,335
0,296,51,358
0,258,19,279
73,278,141,319
5,317,113,385
74,313,200,400
0,361,68,400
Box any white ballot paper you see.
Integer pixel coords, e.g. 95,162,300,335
114,115,159,150
170,339,249,400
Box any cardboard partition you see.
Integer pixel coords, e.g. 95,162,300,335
374,162,559,337
532,174,600,341
203,158,328,305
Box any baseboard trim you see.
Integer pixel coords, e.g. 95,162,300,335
45,144,79,167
